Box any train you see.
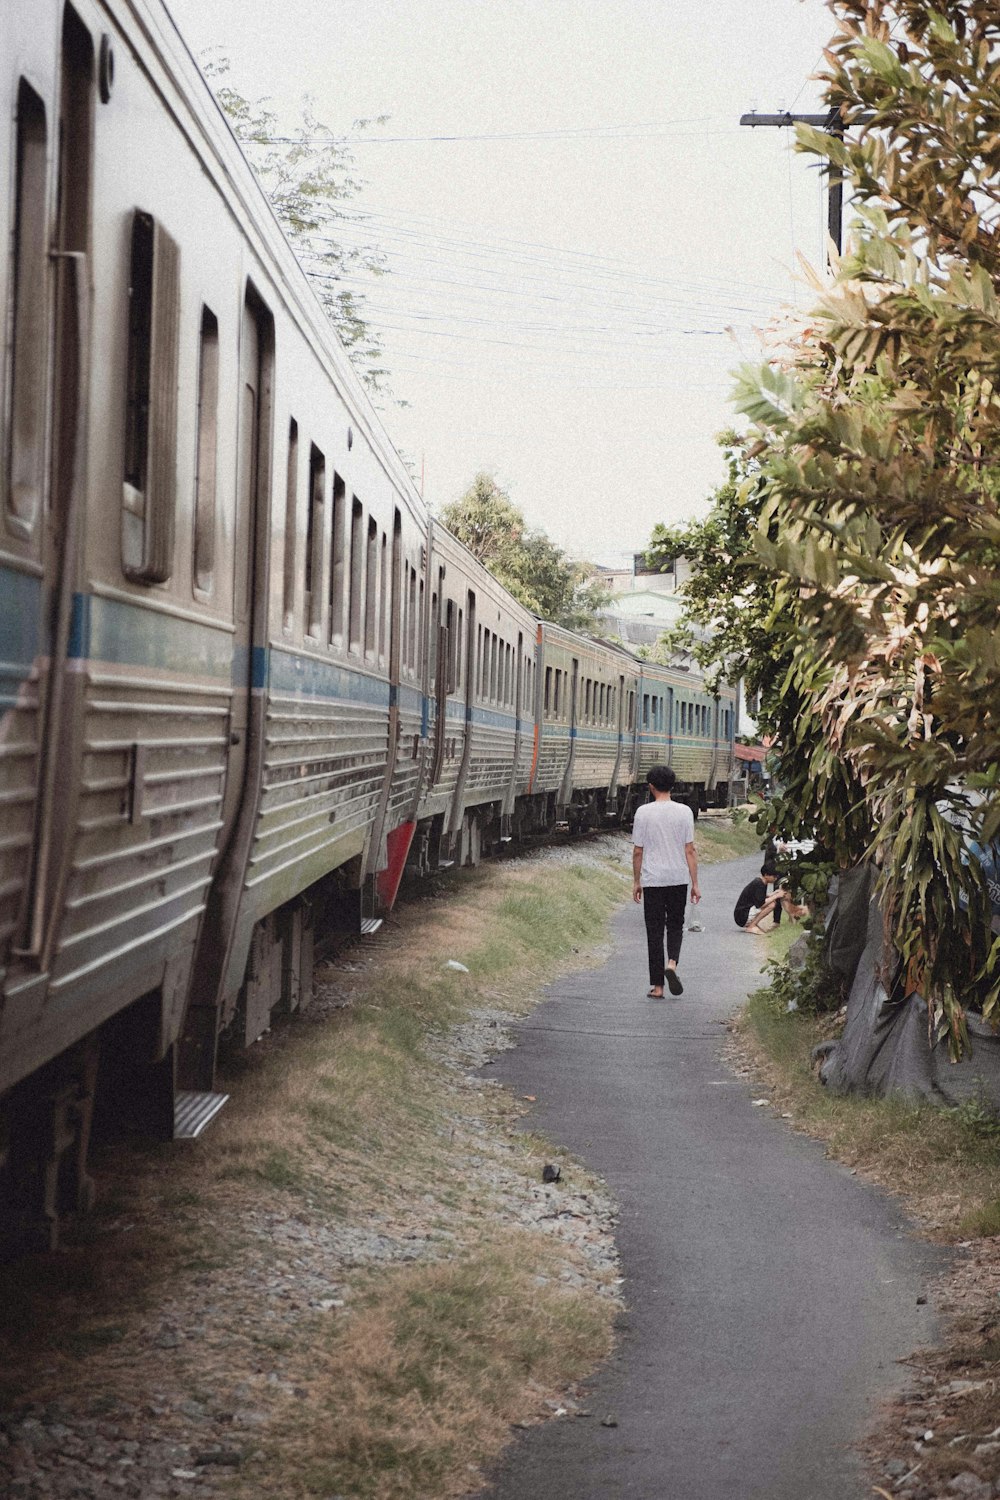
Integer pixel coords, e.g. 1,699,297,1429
0,0,737,1251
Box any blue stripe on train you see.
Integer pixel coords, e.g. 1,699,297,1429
49,591,731,750
0,564,42,709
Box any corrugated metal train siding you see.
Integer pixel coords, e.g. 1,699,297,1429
52,665,227,990
250,690,389,893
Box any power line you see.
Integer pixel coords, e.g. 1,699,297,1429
250,116,725,146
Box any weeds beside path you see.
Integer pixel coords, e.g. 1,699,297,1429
733,942,1000,1500
0,841,633,1500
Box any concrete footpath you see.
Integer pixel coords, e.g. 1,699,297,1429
482,853,947,1500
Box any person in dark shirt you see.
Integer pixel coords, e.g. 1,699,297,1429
733,863,807,932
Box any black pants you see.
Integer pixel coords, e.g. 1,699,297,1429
642,884,687,987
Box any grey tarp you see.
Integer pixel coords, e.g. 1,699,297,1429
819,865,1000,1107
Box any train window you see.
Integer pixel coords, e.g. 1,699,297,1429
544,666,552,716
446,600,456,690
122,211,181,583
584,680,591,721
6,82,48,539
628,691,635,731
642,694,650,730
491,634,499,700
364,517,378,655
457,607,464,688
408,566,418,672
329,473,346,646
418,578,425,670
348,499,363,650
379,532,388,662
281,419,298,626
192,308,219,595
305,446,326,636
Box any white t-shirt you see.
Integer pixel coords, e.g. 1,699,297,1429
632,798,695,887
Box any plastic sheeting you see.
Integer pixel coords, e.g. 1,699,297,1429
819,865,1000,1108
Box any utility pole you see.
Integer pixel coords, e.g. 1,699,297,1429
739,105,848,260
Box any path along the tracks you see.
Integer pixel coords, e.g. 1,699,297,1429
483,853,946,1500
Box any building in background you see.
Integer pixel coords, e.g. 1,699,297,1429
595,553,759,742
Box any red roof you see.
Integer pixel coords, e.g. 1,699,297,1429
734,743,768,764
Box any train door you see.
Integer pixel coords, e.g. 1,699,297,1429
430,566,448,785
558,656,579,810
502,630,524,821
16,9,94,970
180,287,272,1088
446,590,476,839
709,696,720,794
610,671,626,798
367,510,410,902
215,292,265,846
2,78,53,975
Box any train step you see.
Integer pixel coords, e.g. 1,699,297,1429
360,917,383,935
174,1090,229,1140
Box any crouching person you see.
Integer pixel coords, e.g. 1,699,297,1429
734,863,807,934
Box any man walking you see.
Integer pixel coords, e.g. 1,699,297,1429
632,765,701,997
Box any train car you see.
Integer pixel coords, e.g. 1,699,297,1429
632,661,736,812
443,540,536,862
529,626,640,830
411,522,535,869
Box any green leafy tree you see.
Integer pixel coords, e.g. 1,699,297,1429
205,56,390,393
727,0,1000,1054
439,474,610,631
646,433,870,873
647,431,779,697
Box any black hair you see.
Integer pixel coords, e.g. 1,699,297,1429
647,764,676,793
761,862,778,877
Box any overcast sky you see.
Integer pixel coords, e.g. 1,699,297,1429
167,0,835,566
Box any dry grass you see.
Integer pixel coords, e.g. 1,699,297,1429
733,932,1000,1237
0,853,627,1498
226,1239,613,1500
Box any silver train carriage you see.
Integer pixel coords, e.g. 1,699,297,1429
0,0,735,1249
